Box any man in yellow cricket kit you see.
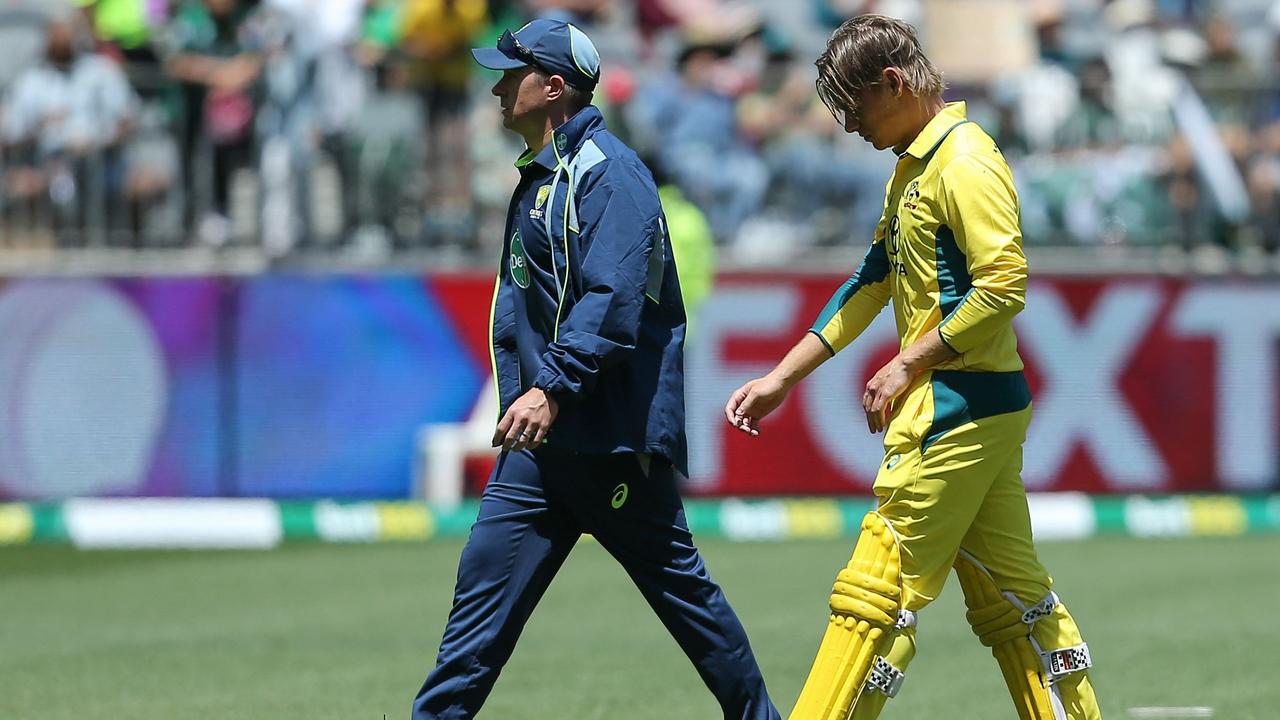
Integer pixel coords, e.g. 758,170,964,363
723,15,1102,720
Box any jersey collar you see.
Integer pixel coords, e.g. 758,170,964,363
515,105,605,171
901,101,968,160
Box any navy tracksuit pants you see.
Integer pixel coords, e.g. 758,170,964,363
412,447,779,720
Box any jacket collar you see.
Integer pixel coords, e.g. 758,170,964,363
516,105,605,171
901,101,967,160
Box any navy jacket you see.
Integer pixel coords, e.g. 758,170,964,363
491,106,688,473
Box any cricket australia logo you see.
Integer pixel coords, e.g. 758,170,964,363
902,180,921,210
509,231,530,288
529,184,550,220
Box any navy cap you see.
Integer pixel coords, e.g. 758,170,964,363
472,19,601,92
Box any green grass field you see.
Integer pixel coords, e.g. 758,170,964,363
4,536,1278,719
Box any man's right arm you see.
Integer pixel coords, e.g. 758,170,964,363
725,241,893,434
809,240,894,355
723,332,830,435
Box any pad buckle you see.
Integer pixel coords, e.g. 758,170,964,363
894,609,917,630
1042,642,1092,681
865,656,906,698
1020,591,1059,624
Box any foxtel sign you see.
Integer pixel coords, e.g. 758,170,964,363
684,276,1280,495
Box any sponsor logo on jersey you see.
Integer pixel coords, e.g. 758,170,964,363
611,483,629,509
510,231,530,288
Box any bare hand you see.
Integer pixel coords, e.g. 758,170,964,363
724,375,789,437
493,388,559,452
863,357,913,434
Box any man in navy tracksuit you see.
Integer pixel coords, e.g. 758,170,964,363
411,19,779,720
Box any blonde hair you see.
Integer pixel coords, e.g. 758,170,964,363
815,15,945,120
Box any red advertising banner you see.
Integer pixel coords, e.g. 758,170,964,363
436,272,1280,495
684,275,1279,495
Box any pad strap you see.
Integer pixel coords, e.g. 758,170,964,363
895,609,917,630
1020,592,1092,683
1042,642,1092,681
864,656,906,697
1020,591,1060,624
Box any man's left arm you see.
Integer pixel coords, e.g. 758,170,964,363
934,151,1028,353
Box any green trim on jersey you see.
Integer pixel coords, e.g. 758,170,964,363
922,370,1032,452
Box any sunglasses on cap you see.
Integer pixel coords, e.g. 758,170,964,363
497,30,546,73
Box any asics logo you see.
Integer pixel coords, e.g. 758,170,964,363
611,483,629,509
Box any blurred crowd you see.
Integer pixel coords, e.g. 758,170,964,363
2,0,1280,262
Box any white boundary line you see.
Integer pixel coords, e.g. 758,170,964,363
1126,707,1214,718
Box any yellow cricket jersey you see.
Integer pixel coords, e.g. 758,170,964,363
811,102,1031,450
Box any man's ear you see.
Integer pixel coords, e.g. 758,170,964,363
883,67,904,96
546,73,567,102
